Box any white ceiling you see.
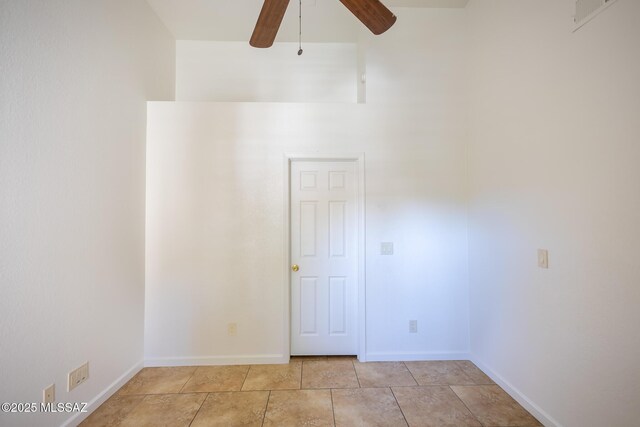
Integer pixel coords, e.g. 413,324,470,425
146,0,469,42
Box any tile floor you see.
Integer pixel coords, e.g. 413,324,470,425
79,358,542,427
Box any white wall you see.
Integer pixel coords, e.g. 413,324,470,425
145,8,470,364
176,41,358,103
0,1,175,426
466,1,640,426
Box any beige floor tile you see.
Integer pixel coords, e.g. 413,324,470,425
354,362,417,388
405,361,475,385
392,386,482,427
451,385,542,427
181,365,250,392
118,367,197,395
302,359,359,389
79,394,145,427
88,360,542,427
333,387,408,427
242,362,302,390
119,393,206,427
263,389,334,427
190,391,269,427
455,361,495,384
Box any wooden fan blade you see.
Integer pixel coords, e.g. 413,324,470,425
250,0,290,48
339,0,396,35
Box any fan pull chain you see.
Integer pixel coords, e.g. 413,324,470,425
298,0,303,55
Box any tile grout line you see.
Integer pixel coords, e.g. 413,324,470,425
352,360,362,388
389,387,411,427
240,365,252,391
115,391,212,396
449,385,487,427
187,392,209,427
178,367,199,393
402,362,420,386
400,361,484,426
452,384,542,427
330,389,337,426
260,390,272,427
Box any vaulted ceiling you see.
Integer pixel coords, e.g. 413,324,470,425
146,0,469,42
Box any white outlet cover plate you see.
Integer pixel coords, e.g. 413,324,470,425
381,242,394,255
68,362,89,392
43,384,55,403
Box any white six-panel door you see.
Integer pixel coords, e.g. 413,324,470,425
290,161,358,355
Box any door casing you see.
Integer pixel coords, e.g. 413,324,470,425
283,153,366,362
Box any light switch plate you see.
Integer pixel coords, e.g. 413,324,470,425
409,320,418,333
381,242,394,255
228,323,237,336
538,249,549,269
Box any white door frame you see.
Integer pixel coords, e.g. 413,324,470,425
283,153,366,362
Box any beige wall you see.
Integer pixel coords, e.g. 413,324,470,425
145,8,471,364
467,1,640,426
0,1,175,426
175,41,358,103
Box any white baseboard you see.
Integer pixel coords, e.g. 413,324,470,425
470,356,563,427
144,354,288,367
365,351,471,362
60,360,143,427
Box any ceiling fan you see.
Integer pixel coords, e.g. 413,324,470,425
249,0,397,48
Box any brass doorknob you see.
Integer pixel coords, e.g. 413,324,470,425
291,264,299,272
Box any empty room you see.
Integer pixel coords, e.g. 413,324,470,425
1,0,639,426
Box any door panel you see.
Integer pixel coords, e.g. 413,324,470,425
291,160,358,355
329,276,347,335
329,202,346,258
300,277,318,335
300,202,318,257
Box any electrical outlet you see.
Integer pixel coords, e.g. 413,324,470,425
43,384,55,404
409,320,418,333
381,242,394,255
228,323,237,336
538,249,549,269
68,362,89,392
